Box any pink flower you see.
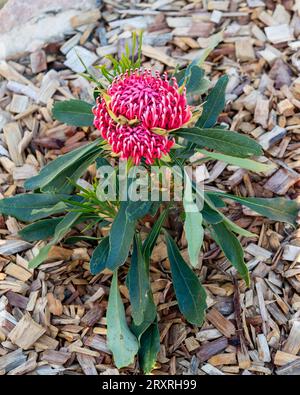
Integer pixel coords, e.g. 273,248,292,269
93,69,192,164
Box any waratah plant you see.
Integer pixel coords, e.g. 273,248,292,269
0,33,298,373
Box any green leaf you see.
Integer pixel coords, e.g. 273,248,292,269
52,99,94,126
95,157,111,169
185,66,210,102
28,245,52,269
65,235,99,245
185,65,203,89
174,128,263,158
127,235,152,326
222,216,257,238
207,194,226,208
202,201,223,224
149,202,160,217
52,211,81,241
183,172,204,267
24,139,102,193
128,220,163,340
29,211,82,269
20,213,101,243
211,221,250,286
0,193,68,222
139,319,160,374
142,208,169,267
125,201,153,222
176,31,223,86
193,31,223,68
197,75,228,128
90,236,110,275
31,201,66,216
107,271,139,369
128,214,165,340
19,217,62,241
106,201,136,271
164,231,207,325
203,193,255,237
198,149,275,173
207,192,300,226
131,293,157,341
47,152,100,194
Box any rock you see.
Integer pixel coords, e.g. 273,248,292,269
0,0,98,60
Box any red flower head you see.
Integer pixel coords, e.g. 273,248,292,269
93,69,192,164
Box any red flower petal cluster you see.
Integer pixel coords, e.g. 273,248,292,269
93,69,191,164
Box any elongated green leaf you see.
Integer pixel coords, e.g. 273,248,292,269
211,221,250,285
95,157,111,169
52,99,94,126
207,194,226,208
175,128,263,158
0,193,68,222
165,231,207,325
207,192,300,226
182,75,228,155
185,66,210,103
106,201,136,271
90,236,110,275
65,235,99,244
131,293,157,341
20,213,101,243
107,272,139,368
139,319,160,374
29,211,82,269
193,31,223,68
24,139,102,193
203,193,255,237
42,150,100,194
19,218,62,241
176,31,223,86
184,66,204,92
128,214,166,340
126,200,153,221
31,202,66,217
202,201,223,224
222,216,256,238
52,211,81,241
183,173,203,267
127,236,151,326
29,245,52,269
197,75,228,128
149,201,160,217
199,149,275,173
142,208,169,267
